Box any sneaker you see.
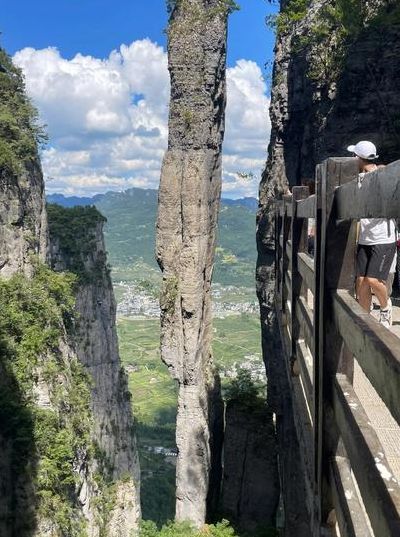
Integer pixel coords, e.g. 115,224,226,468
379,306,392,329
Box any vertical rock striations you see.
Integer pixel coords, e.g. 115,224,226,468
257,0,400,534
156,0,229,526
0,160,47,276
48,204,141,536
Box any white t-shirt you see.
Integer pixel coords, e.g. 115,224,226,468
359,218,396,245
358,171,397,245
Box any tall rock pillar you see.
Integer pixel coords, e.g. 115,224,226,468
156,0,228,526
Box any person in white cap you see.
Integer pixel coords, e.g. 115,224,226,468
347,141,396,328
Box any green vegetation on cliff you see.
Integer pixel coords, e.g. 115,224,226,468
269,0,400,84
166,0,239,18
140,519,238,537
0,262,91,535
225,369,265,409
0,46,46,175
140,519,278,537
47,203,108,283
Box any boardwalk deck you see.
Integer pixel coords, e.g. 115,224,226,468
360,301,400,483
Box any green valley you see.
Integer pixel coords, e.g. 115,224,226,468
48,189,263,526
48,189,258,288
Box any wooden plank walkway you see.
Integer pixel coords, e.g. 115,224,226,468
355,300,400,484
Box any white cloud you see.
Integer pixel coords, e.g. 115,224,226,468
14,41,270,199
222,59,270,198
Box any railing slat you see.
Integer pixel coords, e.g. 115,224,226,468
330,456,373,537
296,194,316,218
335,159,400,220
295,296,314,357
333,374,400,536
295,340,313,411
283,194,293,217
298,252,315,293
333,289,400,425
291,375,314,515
286,239,292,263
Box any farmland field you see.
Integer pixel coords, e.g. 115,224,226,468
116,310,263,524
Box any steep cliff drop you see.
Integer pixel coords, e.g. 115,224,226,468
48,204,141,536
256,0,400,534
0,47,140,536
221,399,279,533
156,0,229,526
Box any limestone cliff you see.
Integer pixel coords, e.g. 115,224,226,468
0,46,140,536
256,1,400,534
156,0,229,526
48,204,141,536
0,162,47,276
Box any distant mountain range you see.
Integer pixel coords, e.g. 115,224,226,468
47,188,258,287
47,190,259,211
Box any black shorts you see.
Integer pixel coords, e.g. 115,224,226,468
356,243,396,281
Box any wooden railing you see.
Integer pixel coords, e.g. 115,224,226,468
274,157,400,537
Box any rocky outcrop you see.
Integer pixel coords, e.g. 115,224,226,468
48,205,141,536
0,47,140,536
221,402,279,532
0,161,47,277
156,0,229,526
256,1,400,534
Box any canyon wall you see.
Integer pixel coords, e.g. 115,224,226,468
48,204,141,536
221,401,279,533
256,0,400,534
0,47,140,536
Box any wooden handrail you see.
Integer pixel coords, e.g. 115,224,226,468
335,160,400,219
297,194,316,218
273,157,400,536
333,375,400,536
333,289,400,425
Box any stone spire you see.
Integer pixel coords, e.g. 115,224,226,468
156,0,229,525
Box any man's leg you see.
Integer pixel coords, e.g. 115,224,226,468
365,277,388,309
357,276,372,312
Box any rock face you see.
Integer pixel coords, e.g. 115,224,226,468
221,402,279,532
256,1,400,534
48,205,141,536
0,161,47,277
0,47,140,536
156,0,228,526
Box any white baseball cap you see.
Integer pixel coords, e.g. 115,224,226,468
347,140,379,160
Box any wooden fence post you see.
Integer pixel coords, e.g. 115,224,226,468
290,186,310,366
281,195,292,318
313,158,359,534
275,203,283,307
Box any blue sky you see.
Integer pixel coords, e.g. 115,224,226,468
2,1,278,198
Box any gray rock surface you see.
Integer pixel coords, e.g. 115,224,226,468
0,162,49,536
0,161,47,277
49,220,141,536
256,1,400,534
156,0,228,526
221,402,280,532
